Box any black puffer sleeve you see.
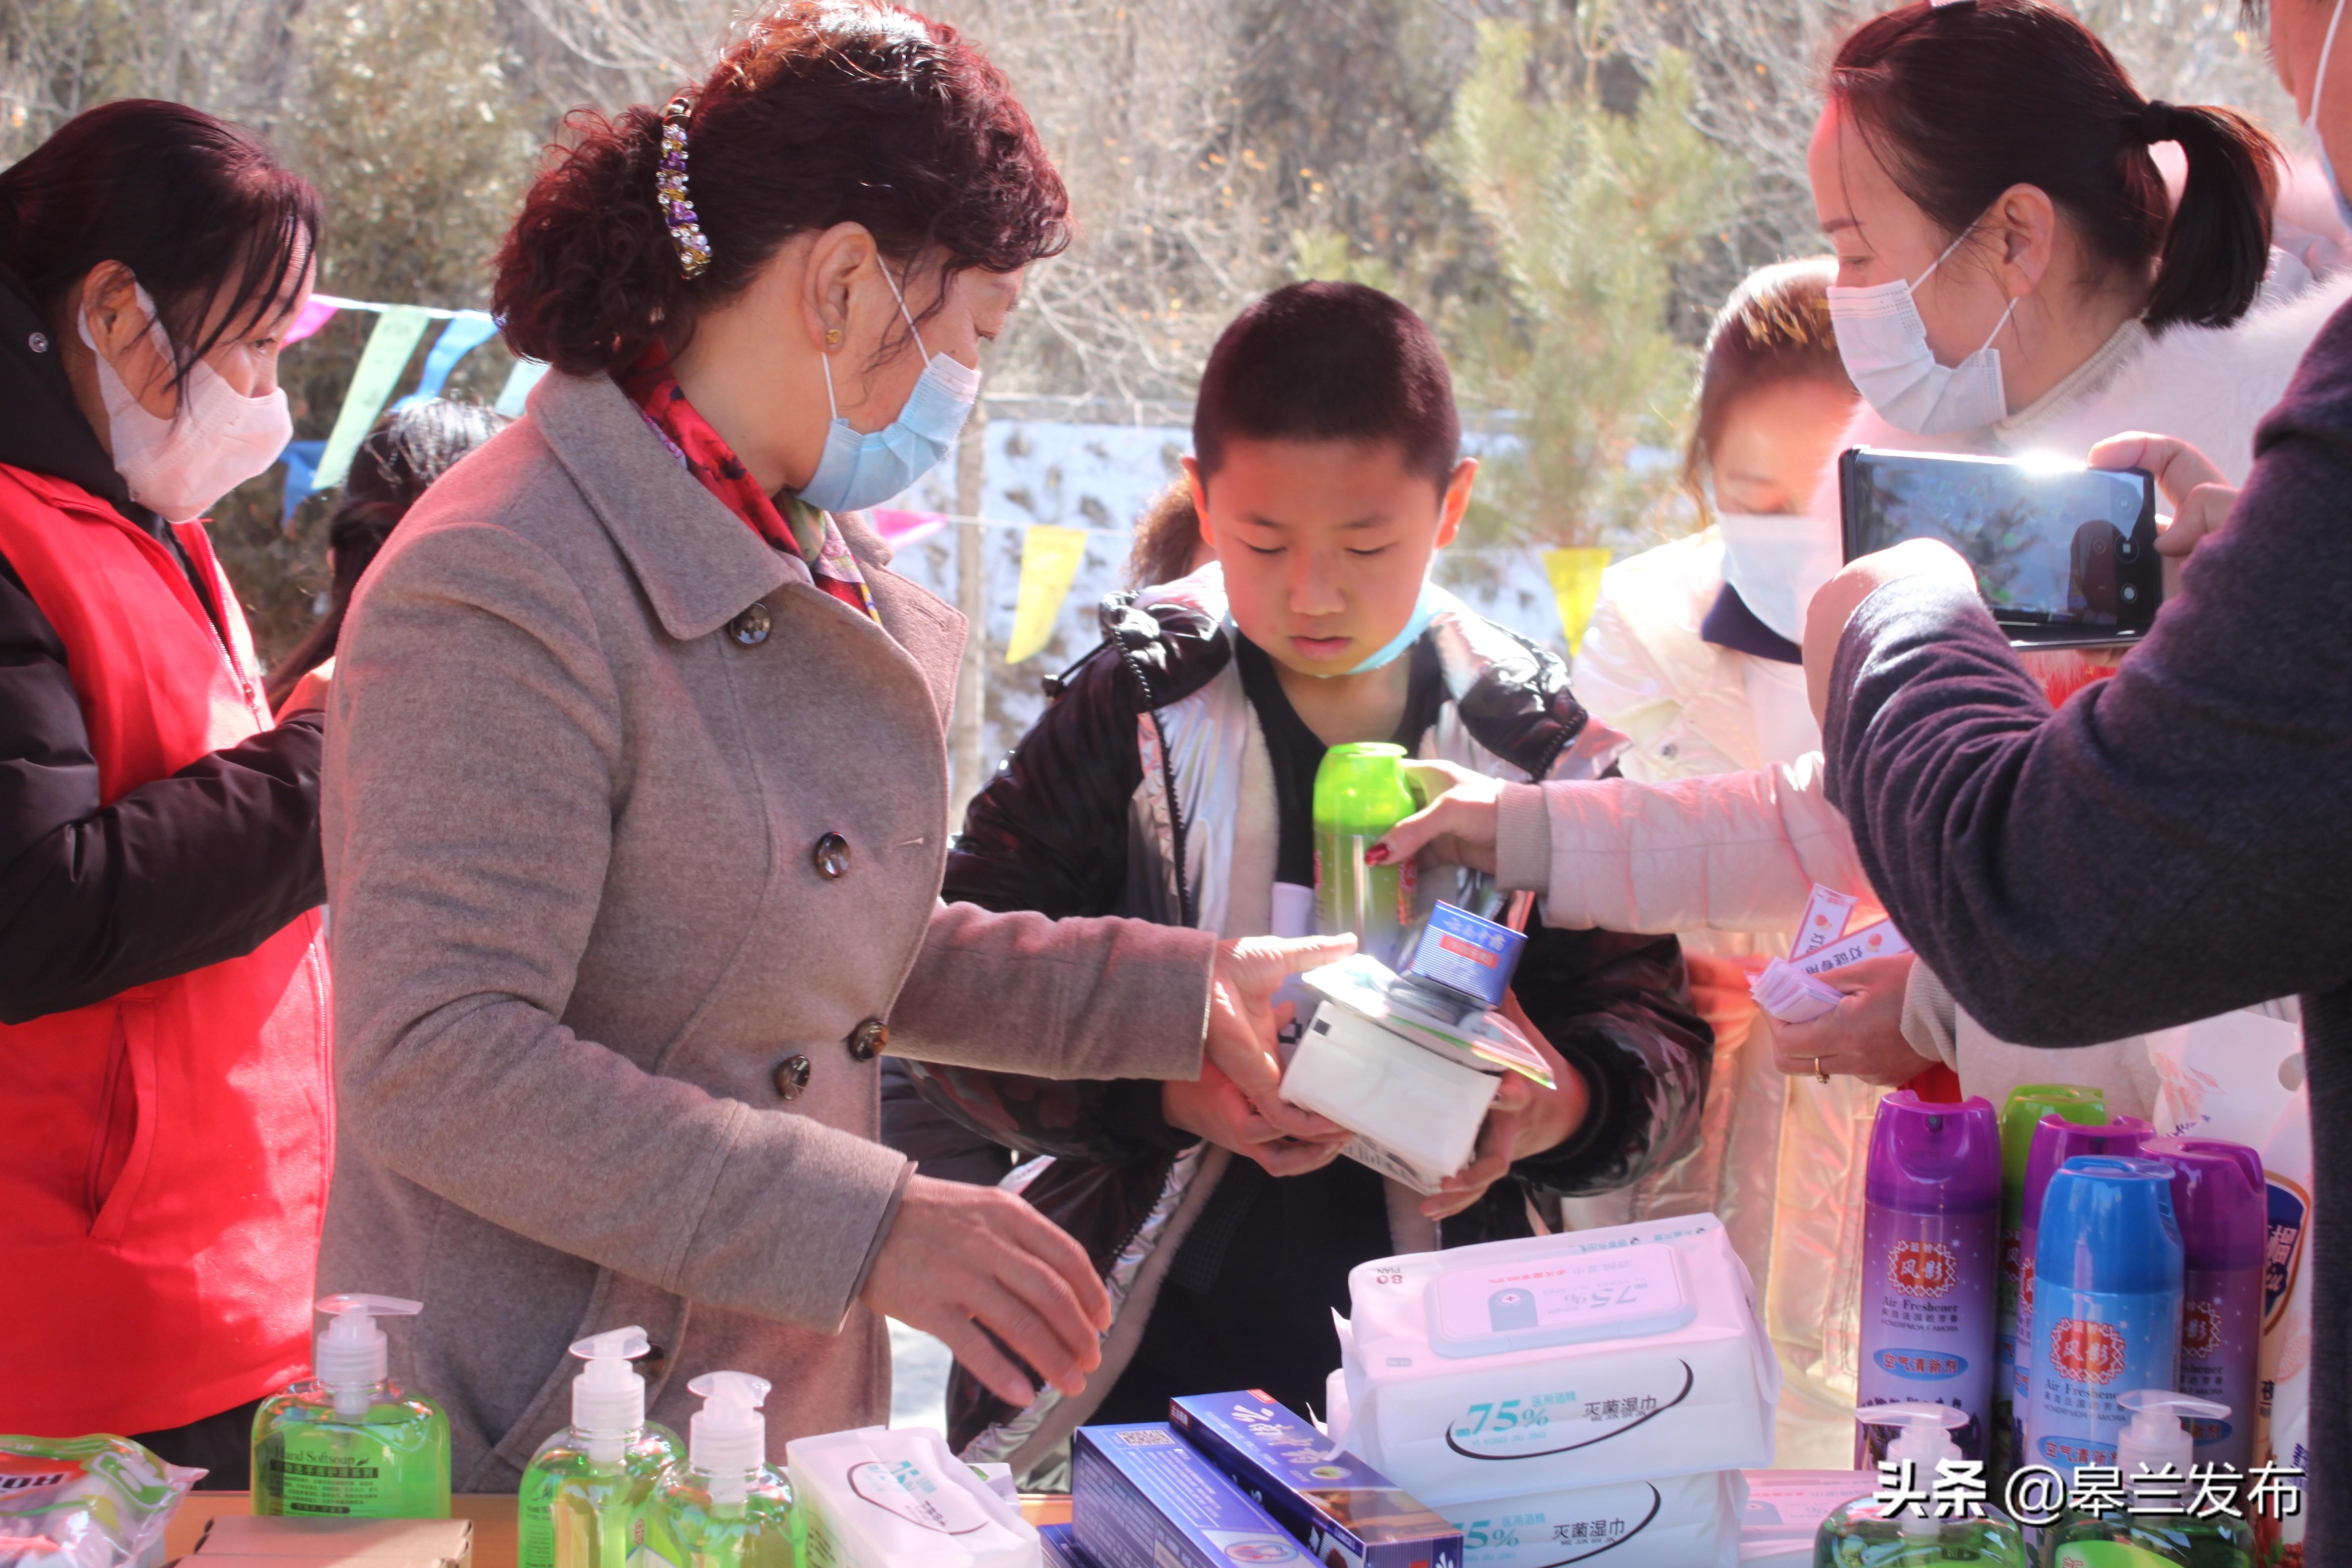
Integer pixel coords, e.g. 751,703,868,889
1506,923,1712,1196
0,558,326,1025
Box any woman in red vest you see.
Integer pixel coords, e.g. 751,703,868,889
0,101,330,1485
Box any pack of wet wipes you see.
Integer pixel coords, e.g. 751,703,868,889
1433,1469,1745,1568
1334,1215,1780,1504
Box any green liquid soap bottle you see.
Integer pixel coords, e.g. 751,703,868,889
2041,1390,2255,1568
641,1372,791,1568
1816,1403,2028,1567
1313,741,1421,969
251,1294,451,1519
518,1326,686,1568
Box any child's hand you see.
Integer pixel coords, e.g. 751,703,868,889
1421,994,1587,1220
1367,760,1504,873
1162,1060,1352,1177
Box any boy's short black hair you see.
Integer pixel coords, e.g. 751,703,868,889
1192,281,1461,490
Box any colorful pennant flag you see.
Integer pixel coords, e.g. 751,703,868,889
313,305,433,492
392,311,500,411
1004,524,1090,663
278,440,327,524
284,297,340,346
1541,546,1612,655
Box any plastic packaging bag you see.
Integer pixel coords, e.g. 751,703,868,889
0,1434,201,1568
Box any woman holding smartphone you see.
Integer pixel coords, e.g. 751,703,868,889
1377,0,2335,1120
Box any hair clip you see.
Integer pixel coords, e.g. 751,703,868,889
656,95,712,279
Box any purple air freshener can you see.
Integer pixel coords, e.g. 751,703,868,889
1856,1091,2001,1466
2144,1135,2265,1470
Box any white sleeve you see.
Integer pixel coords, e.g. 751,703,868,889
1532,752,1868,934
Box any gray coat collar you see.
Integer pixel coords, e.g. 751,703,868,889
530,368,795,642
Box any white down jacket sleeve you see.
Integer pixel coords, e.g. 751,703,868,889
1497,751,1870,935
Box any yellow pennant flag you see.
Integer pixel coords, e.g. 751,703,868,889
1542,546,1612,655
1004,525,1090,664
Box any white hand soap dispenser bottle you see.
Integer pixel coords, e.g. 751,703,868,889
1816,1403,2026,1566
518,1327,686,1568
251,1294,451,1518
643,1372,792,1568
2041,1389,2256,1566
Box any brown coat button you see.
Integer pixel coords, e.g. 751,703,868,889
846,1018,888,1061
813,832,851,879
773,1053,812,1101
729,603,771,646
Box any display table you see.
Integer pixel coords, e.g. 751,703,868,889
163,1491,1075,1567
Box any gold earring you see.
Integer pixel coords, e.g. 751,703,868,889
825,327,843,346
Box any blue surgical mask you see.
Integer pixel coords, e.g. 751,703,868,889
1346,579,1439,674
2309,0,2352,234
795,265,980,515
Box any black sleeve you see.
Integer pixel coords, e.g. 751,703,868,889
1507,923,1714,1196
0,560,327,1024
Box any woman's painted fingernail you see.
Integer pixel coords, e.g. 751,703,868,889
1364,844,1390,865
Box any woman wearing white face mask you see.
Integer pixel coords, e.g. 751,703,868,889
317,0,1347,1489
1566,258,1920,1466
0,101,330,1482
1379,0,2352,1469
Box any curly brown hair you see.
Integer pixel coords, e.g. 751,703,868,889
493,0,1071,378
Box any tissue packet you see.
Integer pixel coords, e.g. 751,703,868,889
1073,1425,1307,1568
1338,1214,1780,1504
1168,1392,1461,1568
0,1434,201,1568
1435,1470,1745,1568
786,1425,1038,1568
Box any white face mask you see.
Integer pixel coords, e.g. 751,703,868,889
78,283,293,523
1825,224,2019,436
1714,508,1844,644
2307,0,2352,233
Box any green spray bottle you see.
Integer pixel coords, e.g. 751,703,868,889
518,1327,685,1568
250,1295,451,1518
641,1373,791,1568
1995,1084,2107,1482
1313,741,1421,968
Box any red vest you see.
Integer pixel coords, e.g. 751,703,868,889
0,463,330,1437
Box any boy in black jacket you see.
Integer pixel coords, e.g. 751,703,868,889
889,282,1710,1481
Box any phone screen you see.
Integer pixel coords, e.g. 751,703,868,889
1840,447,2160,640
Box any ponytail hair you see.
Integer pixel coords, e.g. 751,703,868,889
494,0,1070,378
1829,0,2277,333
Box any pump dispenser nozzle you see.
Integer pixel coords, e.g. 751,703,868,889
2115,1390,2229,1498
1861,1403,1969,1538
686,1371,771,1506
315,1295,422,1417
567,1326,651,1463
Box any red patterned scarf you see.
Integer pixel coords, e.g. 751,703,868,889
619,351,879,624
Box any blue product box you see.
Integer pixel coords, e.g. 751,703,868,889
1074,1423,1310,1568
1169,1392,1463,1568
1039,1522,1094,1568
1402,903,1524,1012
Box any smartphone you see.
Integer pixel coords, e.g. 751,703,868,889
1839,446,2161,649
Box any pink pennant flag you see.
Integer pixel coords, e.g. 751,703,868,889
872,508,949,548
284,296,341,346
